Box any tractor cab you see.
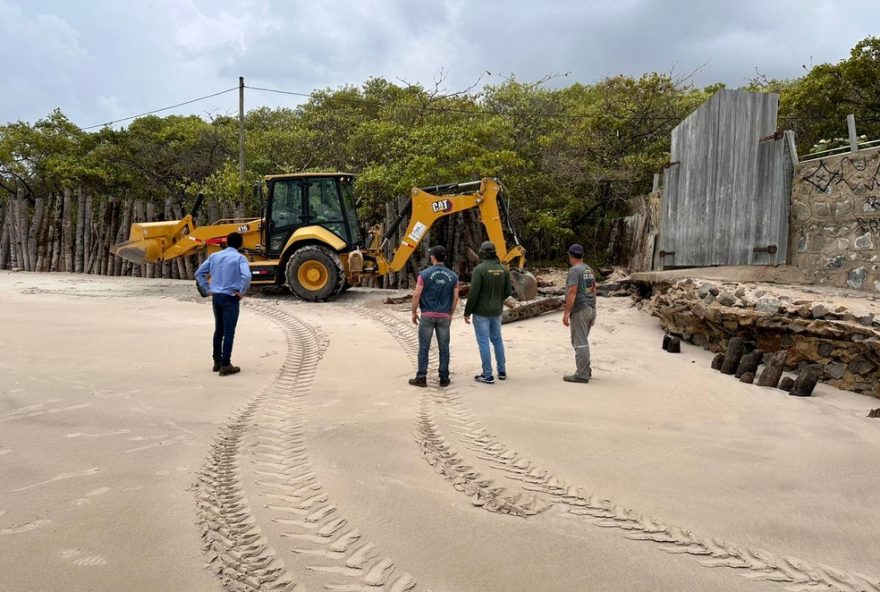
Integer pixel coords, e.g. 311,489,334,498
264,173,361,257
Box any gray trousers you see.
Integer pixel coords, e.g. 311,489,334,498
570,306,595,378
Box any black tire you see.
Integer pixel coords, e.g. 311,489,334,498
285,245,345,301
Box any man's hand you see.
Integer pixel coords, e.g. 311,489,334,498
464,315,471,325
562,311,570,327
233,290,243,300
411,311,419,325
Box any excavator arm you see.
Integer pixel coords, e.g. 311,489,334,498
379,178,526,272
365,178,536,300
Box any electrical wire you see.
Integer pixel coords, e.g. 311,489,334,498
80,86,239,130
74,82,855,132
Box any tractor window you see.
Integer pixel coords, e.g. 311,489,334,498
271,181,303,228
340,177,361,245
307,179,343,223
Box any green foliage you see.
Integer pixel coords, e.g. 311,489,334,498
2,36,878,258
748,36,880,154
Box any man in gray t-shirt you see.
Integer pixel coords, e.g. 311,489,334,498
562,243,596,383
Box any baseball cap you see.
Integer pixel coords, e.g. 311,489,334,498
429,245,447,259
568,243,584,256
479,241,497,253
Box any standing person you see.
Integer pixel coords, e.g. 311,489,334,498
464,241,512,384
562,244,596,383
409,245,459,388
195,232,252,376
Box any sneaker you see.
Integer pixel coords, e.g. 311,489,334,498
474,375,495,384
498,372,507,381
212,363,221,372
563,374,590,384
408,377,427,388
219,364,241,376
439,378,451,387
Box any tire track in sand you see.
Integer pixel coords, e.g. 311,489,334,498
359,303,880,592
357,303,551,518
195,300,421,592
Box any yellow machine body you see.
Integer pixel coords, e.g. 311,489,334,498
111,175,535,301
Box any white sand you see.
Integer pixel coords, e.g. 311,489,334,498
1,272,878,592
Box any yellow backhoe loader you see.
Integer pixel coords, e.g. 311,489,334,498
111,174,537,301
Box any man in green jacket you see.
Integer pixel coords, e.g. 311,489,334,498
464,241,512,384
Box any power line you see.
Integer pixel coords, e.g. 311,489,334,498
74,82,854,132
81,86,239,130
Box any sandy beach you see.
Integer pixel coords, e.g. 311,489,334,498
1,271,878,592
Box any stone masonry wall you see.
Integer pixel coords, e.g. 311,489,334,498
649,279,880,399
790,147,880,290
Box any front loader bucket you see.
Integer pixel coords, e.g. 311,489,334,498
510,268,538,301
110,237,164,265
110,219,183,264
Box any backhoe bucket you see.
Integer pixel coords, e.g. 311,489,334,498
510,268,538,301
110,220,183,264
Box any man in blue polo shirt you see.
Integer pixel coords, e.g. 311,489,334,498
409,245,459,388
195,232,252,376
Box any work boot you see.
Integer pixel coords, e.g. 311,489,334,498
563,374,590,383
212,362,221,372
408,377,427,388
439,377,451,387
219,364,241,376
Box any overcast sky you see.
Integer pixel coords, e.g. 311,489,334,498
1,0,875,128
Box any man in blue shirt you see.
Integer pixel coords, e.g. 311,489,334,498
195,232,252,376
409,245,459,387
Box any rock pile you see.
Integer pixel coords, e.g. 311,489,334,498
649,279,880,399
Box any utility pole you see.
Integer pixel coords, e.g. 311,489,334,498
239,76,246,203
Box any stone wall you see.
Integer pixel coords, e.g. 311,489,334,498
790,147,880,290
649,279,880,399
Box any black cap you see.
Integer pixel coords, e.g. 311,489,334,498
479,241,497,253
568,243,584,256
429,245,447,260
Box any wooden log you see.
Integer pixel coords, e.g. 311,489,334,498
538,286,565,296
662,334,671,350
501,296,564,324
779,376,795,392
0,196,10,269
757,351,787,388
868,408,880,418
74,188,86,273
720,337,745,375
667,337,681,353
735,349,763,379
790,365,822,397
711,353,725,370
739,372,755,384
62,188,73,272
28,195,45,271
384,294,413,305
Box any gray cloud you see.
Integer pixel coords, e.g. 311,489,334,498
1,0,875,127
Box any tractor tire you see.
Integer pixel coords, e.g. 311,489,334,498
285,245,345,302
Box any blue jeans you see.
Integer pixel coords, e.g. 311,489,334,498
212,294,240,365
417,316,451,380
472,314,505,379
